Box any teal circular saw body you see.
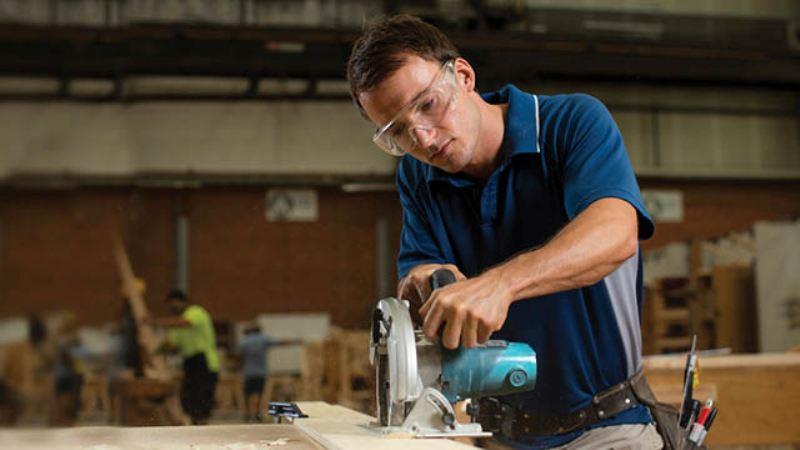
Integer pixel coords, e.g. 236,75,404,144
370,296,537,437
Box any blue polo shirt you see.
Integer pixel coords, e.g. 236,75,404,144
396,85,655,449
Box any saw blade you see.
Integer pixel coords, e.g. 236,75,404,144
376,351,390,425
371,297,423,426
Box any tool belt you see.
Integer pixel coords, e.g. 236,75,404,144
475,370,650,439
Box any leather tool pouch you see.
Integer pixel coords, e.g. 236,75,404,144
630,371,690,450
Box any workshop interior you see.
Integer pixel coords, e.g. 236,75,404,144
0,1,798,449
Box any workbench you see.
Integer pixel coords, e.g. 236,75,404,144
5,352,797,448
0,402,477,449
644,352,800,446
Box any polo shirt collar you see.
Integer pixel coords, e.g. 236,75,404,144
484,84,541,159
425,84,539,187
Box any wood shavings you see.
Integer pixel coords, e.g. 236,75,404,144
220,438,289,450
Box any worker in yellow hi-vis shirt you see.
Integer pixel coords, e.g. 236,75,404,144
155,289,219,425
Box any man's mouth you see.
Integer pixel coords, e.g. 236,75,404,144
429,139,453,161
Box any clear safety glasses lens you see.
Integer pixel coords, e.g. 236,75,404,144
372,61,456,156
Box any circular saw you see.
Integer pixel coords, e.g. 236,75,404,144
369,269,538,438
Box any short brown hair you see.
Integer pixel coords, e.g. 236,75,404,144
346,14,460,114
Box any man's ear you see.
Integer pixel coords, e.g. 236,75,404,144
454,57,476,92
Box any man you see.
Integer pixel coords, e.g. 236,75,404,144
51,331,92,426
156,290,219,425
237,324,274,422
1,315,49,425
236,323,301,422
347,15,664,450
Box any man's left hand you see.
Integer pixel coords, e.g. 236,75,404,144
419,269,513,349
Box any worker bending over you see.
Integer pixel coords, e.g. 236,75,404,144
347,15,673,450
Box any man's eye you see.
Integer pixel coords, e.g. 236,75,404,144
419,98,436,112
391,125,405,137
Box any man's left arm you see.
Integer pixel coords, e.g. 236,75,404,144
421,95,652,349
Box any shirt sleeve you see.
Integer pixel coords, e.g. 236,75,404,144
182,306,205,328
559,95,654,240
396,158,446,279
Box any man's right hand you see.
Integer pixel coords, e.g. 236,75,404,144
397,263,466,307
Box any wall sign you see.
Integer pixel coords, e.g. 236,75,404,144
266,189,318,222
641,190,684,223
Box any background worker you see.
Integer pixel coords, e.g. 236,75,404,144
0,315,50,425
347,15,663,450
236,323,301,423
107,299,143,424
50,331,91,426
154,289,219,425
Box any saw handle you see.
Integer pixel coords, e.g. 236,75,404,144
430,268,457,292
428,269,458,338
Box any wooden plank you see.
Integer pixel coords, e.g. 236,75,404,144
112,236,169,380
644,352,800,369
0,424,323,449
112,236,187,426
644,353,800,446
295,402,477,450
0,403,478,449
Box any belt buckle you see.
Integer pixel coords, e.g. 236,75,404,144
593,381,627,404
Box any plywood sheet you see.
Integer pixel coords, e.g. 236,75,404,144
754,220,800,351
0,424,322,450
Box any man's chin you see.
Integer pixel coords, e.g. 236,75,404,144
424,148,467,173
432,160,460,173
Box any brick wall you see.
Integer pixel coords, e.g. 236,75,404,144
0,187,401,328
639,179,800,249
0,179,797,327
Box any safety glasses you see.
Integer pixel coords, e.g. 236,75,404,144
372,60,458,156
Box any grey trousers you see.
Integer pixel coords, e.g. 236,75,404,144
483,423,664,450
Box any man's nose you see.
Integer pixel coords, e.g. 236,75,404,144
411,126,437,149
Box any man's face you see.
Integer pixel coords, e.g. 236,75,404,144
167,298,185,315
358,55,481,174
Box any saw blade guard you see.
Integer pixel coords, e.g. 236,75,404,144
371,298,424,410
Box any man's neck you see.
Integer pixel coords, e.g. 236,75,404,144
462,100,508,181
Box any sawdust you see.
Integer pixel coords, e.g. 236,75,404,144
196,438,291,449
